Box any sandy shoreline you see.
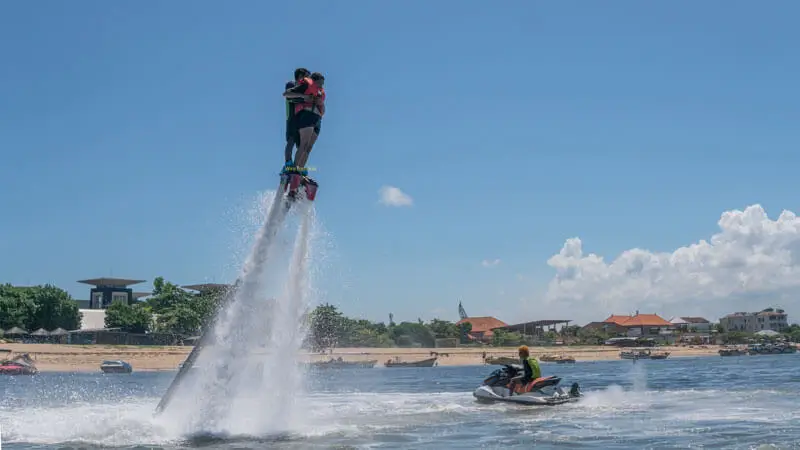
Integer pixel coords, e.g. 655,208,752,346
0,343,725,373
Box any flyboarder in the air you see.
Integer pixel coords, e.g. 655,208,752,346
282,71,325,177
279,69,324,204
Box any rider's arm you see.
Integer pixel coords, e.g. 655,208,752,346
285,82,304,104
283,80,311,99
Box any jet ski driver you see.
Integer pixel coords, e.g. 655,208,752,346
508,345,541,395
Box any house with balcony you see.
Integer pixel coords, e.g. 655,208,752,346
670,316,715,344
719,308,789,333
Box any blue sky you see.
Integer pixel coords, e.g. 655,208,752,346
2,1,799,324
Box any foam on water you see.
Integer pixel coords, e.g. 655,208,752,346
3,358,800,448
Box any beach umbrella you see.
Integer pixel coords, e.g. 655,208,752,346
31,328,50,336
5,327,28,335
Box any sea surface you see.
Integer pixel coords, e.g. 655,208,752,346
1,354,798,449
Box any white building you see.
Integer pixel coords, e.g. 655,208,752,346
79,309,107,330
719,308,789,333
669,316,712,333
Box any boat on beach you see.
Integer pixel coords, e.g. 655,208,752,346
718,346,747,356
485,356,518,365
385,357,437,367
544,354,577,364
747,343,797,355
0,353,38,375
100,360,133,374
307,357,378,369
620,348,668,360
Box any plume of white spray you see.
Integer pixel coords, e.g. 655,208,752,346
228,202,316,434
160,191,321,438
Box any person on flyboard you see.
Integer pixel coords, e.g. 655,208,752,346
284,68,311,167
282,71,325,179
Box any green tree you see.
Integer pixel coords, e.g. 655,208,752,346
142,276,226,336
722,331,751,344
308,303,347,351
154,303,202,336
576,328,610,345
146,277,191,313
27,284,81,331
458,321,473,344
785,324,800,342
0,284,36,330
346,327,394,347
389,321,435,347
427,319,460,339
492,329,524,346
0,284,81,331
105,302,153,333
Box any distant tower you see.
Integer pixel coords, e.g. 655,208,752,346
458,301,468,320
389,313,394,326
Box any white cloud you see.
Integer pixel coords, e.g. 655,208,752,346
482,259,501,268
543,204,800,322
378,186,413,207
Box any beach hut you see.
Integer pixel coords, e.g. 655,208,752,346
5,327,28,336
30,328,49,342
48,328,69,343
4,327,28,342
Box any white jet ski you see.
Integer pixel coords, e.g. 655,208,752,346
473,364,582,406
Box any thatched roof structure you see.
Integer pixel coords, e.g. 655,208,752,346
5,327,28,335
49,328,69,336
30,328,50,336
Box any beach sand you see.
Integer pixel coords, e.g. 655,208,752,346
0,343,723,372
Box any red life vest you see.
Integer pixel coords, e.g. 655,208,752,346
294,77,325,116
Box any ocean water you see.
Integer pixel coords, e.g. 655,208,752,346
1,354,798,449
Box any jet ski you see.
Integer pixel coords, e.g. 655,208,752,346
472,364,582,406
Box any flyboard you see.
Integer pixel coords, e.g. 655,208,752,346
154,171,318,415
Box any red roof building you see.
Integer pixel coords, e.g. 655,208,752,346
603,313,671,327
456,316,508,343
599,312,673,338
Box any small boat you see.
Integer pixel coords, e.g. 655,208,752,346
555,355,577,363
0,354,38,375
100,360,133,374
649,351,670,360
485,356,518,366
308,358,377,369
541,354,576,364
718,346,746,357
748,343,797,355
385,357,437,368
620,349,651,360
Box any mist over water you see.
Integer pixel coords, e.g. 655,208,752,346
3,356,800,449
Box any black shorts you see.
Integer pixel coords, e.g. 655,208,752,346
294,109,321,132
314,120,321,136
